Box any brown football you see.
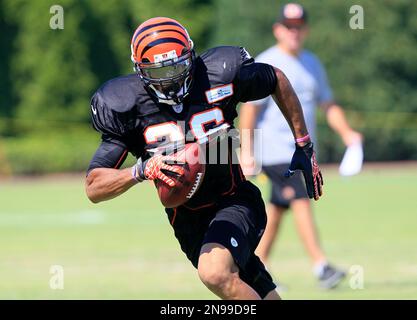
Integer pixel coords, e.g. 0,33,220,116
155,142,206,208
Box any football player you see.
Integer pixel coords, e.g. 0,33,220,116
85,17,323,300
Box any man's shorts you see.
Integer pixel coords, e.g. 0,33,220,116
165,180,276,299
262,163,309,209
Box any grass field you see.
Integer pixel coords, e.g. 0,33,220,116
1,164,417,299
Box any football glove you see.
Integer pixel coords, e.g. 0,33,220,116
132,155,184,187
285,142,323,200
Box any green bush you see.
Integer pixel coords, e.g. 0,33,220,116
212,0,417,162
2,127,102,174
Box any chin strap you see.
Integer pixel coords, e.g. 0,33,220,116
156,97,178,106
149,83,188,105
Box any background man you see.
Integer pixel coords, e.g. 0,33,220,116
240,3,362,289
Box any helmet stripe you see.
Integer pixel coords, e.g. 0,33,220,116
140,38,187,58
132,21,186,45
134,29,188,56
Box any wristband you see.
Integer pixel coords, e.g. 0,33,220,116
131,164,145,183
131,165,140,182
295,134,311,144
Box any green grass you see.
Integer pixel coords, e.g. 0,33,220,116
0,165,417,299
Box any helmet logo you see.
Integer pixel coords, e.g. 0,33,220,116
154,50,178,63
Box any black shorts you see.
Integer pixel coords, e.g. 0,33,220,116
165,181,276,299
262,163,308,209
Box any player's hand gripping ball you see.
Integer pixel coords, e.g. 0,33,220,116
133,143,206,208
156,143,205,208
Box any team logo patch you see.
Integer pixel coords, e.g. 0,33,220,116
154,50,178,63
230,237,238,248
205,84,234,104
172,104,183,113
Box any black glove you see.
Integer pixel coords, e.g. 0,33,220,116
285,142,323,200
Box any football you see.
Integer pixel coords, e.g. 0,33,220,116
155,142,206,208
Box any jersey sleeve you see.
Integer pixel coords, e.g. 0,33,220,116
86,136,128,175
90,91,129,139
233,60,277,103
87,90,130,174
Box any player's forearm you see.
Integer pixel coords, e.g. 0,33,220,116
239,103,258,131
85,167,137,203
324,103,363,146
272,68,309,140
239,103,258,157
325,104,353,137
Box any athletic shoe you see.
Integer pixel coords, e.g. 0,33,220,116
318,264,346,289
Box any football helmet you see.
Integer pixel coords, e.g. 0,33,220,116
131,17,195,105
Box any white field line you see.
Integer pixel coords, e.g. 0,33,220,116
0,210,106,226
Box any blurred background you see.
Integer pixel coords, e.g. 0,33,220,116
0,0,416,299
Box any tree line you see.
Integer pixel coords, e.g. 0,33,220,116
0,0,416,174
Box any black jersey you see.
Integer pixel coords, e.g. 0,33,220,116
88,46,277,209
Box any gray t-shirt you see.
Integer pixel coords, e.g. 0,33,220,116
251,46,333,165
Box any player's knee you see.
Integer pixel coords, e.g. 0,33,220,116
198,263,235,292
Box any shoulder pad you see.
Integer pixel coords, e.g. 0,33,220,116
199,46,253,85
91,74,158,136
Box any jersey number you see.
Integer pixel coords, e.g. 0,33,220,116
144,107,225,144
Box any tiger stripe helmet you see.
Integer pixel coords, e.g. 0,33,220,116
131,17,195,105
